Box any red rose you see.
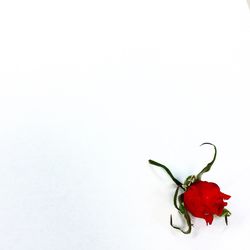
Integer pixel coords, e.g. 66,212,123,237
183,181,231,225
149,143,232,233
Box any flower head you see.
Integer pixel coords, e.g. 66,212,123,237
149,142,231,234
183,181,231,225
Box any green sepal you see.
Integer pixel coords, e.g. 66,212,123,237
170,208,192,234
220,208,231,225
148,159,183,188
171,187,192,234
183,209,192,234
173,186,185,214
196,143,217,180
178,193,185,214
173,186,180,211
183,175,196,189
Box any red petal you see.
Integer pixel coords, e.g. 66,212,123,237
204,214,214,225
221,192,231,200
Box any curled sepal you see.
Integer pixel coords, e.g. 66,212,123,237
170,209,192,234
221,208,232,225
173,186,185,214
178,193,185,214
173,186,180,211
148,159,183,187
196,143,217,180
183,175,196,190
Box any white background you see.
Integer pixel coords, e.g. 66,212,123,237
0,0,250,249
